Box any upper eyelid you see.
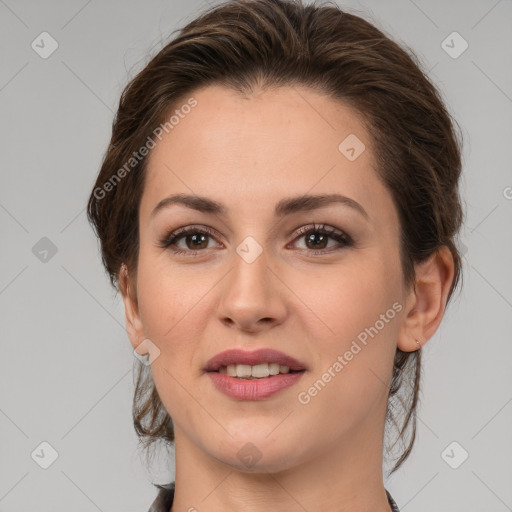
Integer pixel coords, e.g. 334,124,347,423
167,223,344,237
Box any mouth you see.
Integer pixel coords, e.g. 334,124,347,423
205,354,307,400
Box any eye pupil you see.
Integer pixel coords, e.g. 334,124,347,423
306,233,328,249
188,233,208,249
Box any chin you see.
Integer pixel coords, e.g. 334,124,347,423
208,435,303,474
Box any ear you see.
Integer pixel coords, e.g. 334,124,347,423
119,263,147,354
397,245,455,352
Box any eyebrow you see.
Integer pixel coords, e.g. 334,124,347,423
150,192,369,221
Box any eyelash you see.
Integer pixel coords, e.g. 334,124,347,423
158,223,353,257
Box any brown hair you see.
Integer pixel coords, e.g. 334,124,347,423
87,0,465,476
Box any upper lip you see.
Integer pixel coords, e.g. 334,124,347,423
204,348,307,372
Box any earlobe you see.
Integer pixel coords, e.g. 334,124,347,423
119,263,146,352
397,246,455,352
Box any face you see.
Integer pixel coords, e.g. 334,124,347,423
124,84,414,472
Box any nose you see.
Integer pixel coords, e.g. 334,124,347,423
217,247,288,333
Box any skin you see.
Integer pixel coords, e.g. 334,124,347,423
120,84,455,512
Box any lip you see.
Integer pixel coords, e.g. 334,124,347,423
207,371,305,400
203,348,307,372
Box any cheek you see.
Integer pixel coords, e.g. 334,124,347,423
134,253,209,420
300,256,401,406
303,257,400,346
135,249,220,375
136,249,200,336
297,268,399,429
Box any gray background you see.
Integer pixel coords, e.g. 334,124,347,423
0,0,511,510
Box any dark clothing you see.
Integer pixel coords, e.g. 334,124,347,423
148,482,401,511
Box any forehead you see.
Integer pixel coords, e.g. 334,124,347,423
141,84,393,226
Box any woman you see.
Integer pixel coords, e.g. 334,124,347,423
87,0,464,510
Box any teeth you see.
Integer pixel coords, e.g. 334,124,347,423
225,365,236,377
269,363,280,375
220,363,293,378
236,364,252,378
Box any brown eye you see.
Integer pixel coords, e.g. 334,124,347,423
291,224,353,254
181,232,210,250
159,226,221,255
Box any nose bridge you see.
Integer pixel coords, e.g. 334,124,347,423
217,239,286,329
229,241,273,305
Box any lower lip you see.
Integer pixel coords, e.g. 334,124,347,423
207,371,305,400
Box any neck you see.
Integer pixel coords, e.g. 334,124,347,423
170,408,392,512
